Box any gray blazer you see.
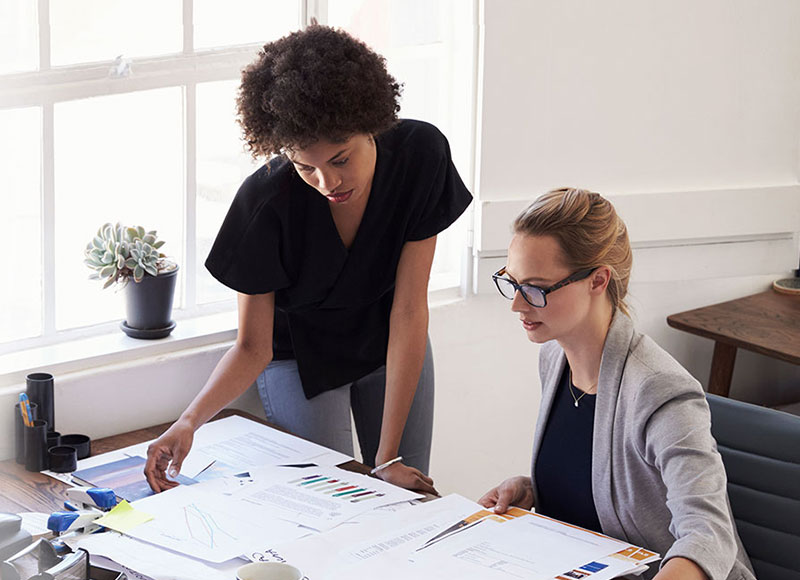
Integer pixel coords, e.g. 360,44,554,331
531,312,754,580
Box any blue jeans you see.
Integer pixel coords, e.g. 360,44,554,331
256,339,434,474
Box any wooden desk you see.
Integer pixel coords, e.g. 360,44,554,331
0,409,369,514
667,290,800,397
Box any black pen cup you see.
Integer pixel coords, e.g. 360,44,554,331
26,372,55,433
24,419,49,472
14,402,38,464
47,430,61,449
61,434,91,459
49,445,78,473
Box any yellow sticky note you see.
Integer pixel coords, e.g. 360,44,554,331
94,500,154,533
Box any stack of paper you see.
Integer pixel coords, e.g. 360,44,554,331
116,465,422,563
61,416,659,579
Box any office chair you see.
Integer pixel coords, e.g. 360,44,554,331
706,394,800,580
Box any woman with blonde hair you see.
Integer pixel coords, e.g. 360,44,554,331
479,188,753,580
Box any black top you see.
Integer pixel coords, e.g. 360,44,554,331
534,366,602,533
205,120,472,399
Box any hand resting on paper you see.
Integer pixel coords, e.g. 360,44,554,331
144,418,195,492
478,475,534,514
376,461,438,495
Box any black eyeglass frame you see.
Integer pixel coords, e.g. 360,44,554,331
492,266,598,308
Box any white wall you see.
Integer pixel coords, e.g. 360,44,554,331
2,0,799,503
473,0,800,401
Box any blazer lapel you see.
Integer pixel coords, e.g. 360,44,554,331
592,311,635,538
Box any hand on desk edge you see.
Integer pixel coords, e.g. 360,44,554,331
376,461,438,496
478,475,534,514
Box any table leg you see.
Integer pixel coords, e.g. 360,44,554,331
708,342,737,397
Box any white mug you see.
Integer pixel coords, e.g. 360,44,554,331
236,562,303,580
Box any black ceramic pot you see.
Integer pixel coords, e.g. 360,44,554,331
121,266,178,339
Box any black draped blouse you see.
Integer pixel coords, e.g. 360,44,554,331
205,120,472,399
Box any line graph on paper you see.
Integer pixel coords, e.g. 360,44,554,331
127,499,245,562
181,502,238,549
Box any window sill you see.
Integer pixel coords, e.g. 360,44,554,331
0,310,238,389
0,287,467,390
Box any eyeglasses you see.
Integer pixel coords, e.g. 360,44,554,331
492,266,598,308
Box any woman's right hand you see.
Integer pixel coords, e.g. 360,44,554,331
144,418,195,493
478,476,534,514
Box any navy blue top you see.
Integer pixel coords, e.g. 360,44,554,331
205,120,472,398
534,365,602,533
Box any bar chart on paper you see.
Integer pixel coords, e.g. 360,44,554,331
289,474,387,503
238,465,423,531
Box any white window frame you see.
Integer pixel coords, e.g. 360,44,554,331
0,0,477,378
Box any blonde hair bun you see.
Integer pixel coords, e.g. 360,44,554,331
513,188,632,315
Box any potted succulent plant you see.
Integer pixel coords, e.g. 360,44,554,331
84,223,179,339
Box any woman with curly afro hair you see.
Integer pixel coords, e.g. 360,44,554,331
145,25,472,494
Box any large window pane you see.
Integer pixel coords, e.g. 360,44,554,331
51,0,182,66
194,0,302,50
0,108,42,343
54,88,184,329
0,0,38,73
196,81,261,304
328,0,473,291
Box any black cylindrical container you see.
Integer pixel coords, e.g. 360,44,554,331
49,445,78,473
14,402,38,464
47,431,62,449
26,372,55,433
124,268,178,330
61,434,91,459
24,419,49,472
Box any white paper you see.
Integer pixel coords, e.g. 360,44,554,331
265,494,480,580
125,478,311,563
43,415,352,486
409,512,659,580
69,530,245,580
18,512,52,537
236,465,423,531
179,415,352,477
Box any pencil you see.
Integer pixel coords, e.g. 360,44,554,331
18,393,32,427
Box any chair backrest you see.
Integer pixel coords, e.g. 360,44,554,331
706,394,800,580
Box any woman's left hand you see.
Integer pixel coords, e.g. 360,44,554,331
376,461,438,495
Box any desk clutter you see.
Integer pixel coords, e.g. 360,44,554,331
14,373,92,474
3,414,660,580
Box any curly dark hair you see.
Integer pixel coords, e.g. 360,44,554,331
237,25,402,158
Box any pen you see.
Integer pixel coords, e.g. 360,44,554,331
370,456,403,475
18,393,32,427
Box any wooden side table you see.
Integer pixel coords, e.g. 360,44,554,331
667,290,800,397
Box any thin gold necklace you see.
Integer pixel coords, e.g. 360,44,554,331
568,369,597,408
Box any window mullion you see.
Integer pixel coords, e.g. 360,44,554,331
184,82,197,311
41,103,56,336
37,0,50,70
305,0,328,25
183,0,194,54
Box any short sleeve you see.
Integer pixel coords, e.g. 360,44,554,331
406,129,472,242
204,169,292,295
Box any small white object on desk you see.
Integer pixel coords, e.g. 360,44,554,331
370,456,403,475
